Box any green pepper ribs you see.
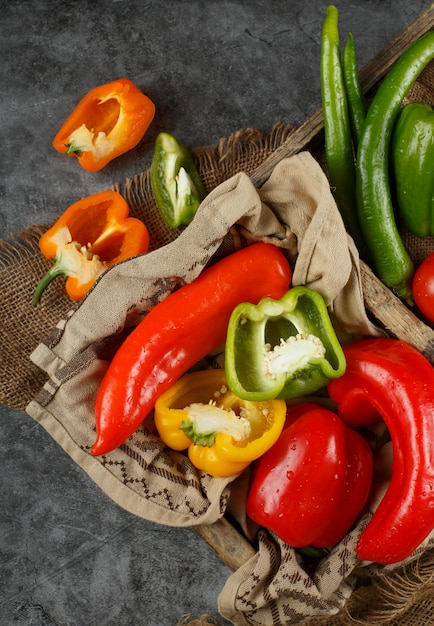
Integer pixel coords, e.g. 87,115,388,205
151,132,207,228
224,286,346,401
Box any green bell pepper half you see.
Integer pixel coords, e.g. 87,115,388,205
392,102,434,238
151,132,207,228
224,286,346,402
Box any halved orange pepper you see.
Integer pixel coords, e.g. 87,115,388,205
154,369,287,477
52,78,155,171
32,190,149,305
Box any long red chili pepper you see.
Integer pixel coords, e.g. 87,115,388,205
92,242,292,456
328,337,434,565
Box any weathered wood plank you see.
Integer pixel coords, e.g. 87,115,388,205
193,516,256,572
361,261,434,362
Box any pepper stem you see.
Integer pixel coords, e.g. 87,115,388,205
32,262,66,306
296,546,330,559
181,403,251,447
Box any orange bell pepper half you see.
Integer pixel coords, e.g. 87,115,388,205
52,78,155,171
32,190,149,305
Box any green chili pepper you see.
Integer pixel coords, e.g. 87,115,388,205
356,30,434,304
224,286,346,402
320,6,368,259
151,132,207,228
343,32,366,149
392,102,434,238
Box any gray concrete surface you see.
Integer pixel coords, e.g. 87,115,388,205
1,1,431,624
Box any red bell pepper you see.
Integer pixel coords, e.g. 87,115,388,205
328,337,434,565
246,404,373,549
92,243,292,456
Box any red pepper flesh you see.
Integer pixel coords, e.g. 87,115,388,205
328,337,434,564
246,405,373,549
92,243,292,456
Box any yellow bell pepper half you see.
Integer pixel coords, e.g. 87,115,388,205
154,369,287,477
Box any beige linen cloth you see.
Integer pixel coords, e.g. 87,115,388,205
26,152,432,625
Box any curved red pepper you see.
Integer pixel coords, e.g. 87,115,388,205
246,405,373,549
328,337,434,565
92,243,292,456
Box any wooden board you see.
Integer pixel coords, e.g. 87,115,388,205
193,2,434,572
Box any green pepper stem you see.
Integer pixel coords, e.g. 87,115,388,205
296,546,330,559
181,403,251,446
65,142,83,157
32,262,65,306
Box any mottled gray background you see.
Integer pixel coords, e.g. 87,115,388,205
1,1,431,624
